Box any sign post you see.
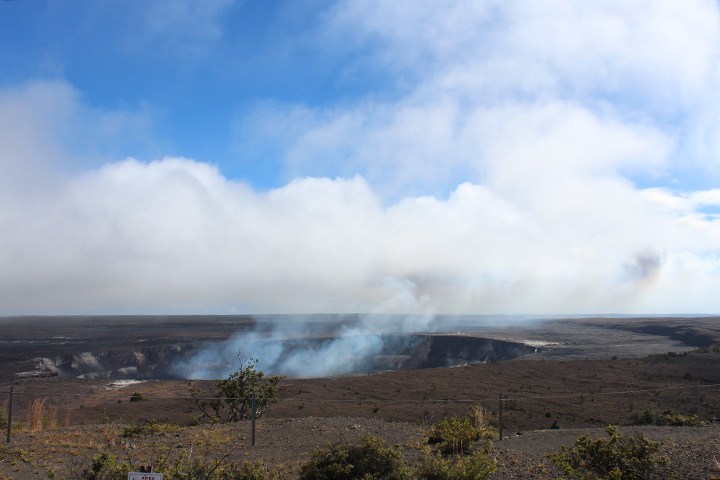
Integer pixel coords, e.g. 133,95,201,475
128,473,162,480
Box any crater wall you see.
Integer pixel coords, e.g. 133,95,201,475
28,334,538,379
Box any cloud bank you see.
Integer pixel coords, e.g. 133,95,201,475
2,144,719,314
3,1,720,315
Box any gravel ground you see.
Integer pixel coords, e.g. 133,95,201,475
0,417,426,480
489,424,720,479
1,418,719,479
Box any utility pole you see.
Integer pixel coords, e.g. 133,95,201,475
251,391,256,446
498,394,503,441
6,385,13,444
697,381,702,427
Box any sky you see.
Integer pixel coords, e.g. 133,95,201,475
2,0,720,316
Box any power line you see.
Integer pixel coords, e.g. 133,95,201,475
5,382,720,403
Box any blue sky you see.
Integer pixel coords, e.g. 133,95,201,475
2,0,720,315
0,1,342,184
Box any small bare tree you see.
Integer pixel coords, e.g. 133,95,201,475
188,355,284,423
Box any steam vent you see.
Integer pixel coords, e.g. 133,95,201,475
29,334,538,380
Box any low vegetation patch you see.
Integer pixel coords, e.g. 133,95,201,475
426,406,496,454
298,435,410,480
298,433,497,480
129,392,147,402
631,408,700,427
188,355,284,424
696,343,720,353
121,419,182,438
67,451,273,480
548,425,669,480
415,448,496,480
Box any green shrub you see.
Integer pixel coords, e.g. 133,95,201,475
68,453,273,480
548,425,669,480
182,459,272,480
427,406,496,454
0,445,31,465
428,416,481,454
121,419,182,438
415,448,496,480
234,461,273,480
698,344,720,353
189,355,284,423
129,392,147,402
298,435,411,480
80,452,130,480
632,409,701,427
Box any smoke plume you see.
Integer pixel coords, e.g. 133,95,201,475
174,314,436,379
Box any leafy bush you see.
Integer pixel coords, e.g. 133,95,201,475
548,425,669,480
68,452,273,480
632,409,701,427
182,459,273,480
697,344,720,353
415,448,496,480
298,435,411,480
0,445,31,465
189,355,284,423
427,406,497,454
234,461,273,480
121,419,182,438
428,416,480,454
80,453,130,480
129,392,147,402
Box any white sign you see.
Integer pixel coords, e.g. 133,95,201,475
128,473,163,480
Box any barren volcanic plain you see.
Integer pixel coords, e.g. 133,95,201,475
2,315,720,479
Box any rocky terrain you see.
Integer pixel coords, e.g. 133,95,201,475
2,415,719,479
2,315,720,479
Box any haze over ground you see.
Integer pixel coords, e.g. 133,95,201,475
2,1,720,315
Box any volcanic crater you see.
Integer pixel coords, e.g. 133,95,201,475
22,334,538,380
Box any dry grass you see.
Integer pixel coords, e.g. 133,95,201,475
44,404,59,429
61,408,71,428
20,398,70,434
27,398,46,432
1,418,718,480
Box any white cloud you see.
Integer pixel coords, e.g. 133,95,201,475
2,150,720,314
0,81,76,191
141,0,234,42
4,2,720,315
691,189,720,207
327,0,720,105
79,0,235,59
243,0,720,195
0,80,159,188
